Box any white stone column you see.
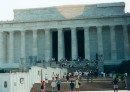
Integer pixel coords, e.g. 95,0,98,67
21,31,26,63
71,27,77,60
123,25,129,59
0,32,5,63
97,26,104,72
33,30,38,58
84,27,90,60
97,26,103,55
110,26,117,60
9,31,14,63
45,29,51,61
58,28,64,61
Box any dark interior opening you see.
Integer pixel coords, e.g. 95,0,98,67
64,31,71,61
52,31,58,61
77,30,85,59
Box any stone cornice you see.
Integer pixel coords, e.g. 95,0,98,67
0,15,130,31
0,14,130,24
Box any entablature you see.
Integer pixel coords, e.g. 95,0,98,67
0,15,130,32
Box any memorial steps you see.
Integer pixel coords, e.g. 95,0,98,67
31,78,126,92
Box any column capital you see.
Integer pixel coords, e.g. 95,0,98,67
9,31,14,34
57,28,63,31
44,28,50,31
84,27,89,30
110,25,115,29
32,29,37,32
97,26,102,28
20,31,26,33
32,30,37,36
21,31,26,36
97,26,102,31
70,27,76,30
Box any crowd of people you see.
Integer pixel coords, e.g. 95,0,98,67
40,71,128,92
40,72,82,92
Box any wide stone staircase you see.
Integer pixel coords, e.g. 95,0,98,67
30,78,126,92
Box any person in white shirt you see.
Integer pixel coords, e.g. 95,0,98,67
45,73,48,83
51,80,56,92
124,73,127,88
52,72,55,80
74,71,78,77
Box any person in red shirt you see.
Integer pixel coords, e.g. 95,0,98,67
41,81,45,92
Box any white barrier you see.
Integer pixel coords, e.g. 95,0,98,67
0,66,67,92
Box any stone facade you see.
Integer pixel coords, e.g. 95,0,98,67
0,2,130,69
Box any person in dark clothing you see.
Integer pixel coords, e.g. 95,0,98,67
66,74,70,82
70,80,74,92
112,77,119,92
57,79,61,92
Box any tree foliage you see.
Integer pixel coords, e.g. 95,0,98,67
118,60,130,74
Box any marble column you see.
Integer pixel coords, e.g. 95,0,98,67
33,30,38,58
9,31,14,63
97,26,104,72
110,26,117,60
58,28,64,61
84,27,90,60
123,25,129,59
21,31,26,63
71,27,77,60
0,32,5,63
97,26,103,55
45,29,51,61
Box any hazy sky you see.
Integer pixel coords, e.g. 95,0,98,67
0,0,129,20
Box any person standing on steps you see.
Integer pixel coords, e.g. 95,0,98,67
52,72,55,80
112,77,119,92
45,73,48,83
56,79,61,92
51,80,56,92
66,73,70,82
41,81,45,92
70,80,75,92
75,78,80,92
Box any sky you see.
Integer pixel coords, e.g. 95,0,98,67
0,0,129,20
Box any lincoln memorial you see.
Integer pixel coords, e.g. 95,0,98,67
0,2,130,71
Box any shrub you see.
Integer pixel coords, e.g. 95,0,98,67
118,60,130,75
